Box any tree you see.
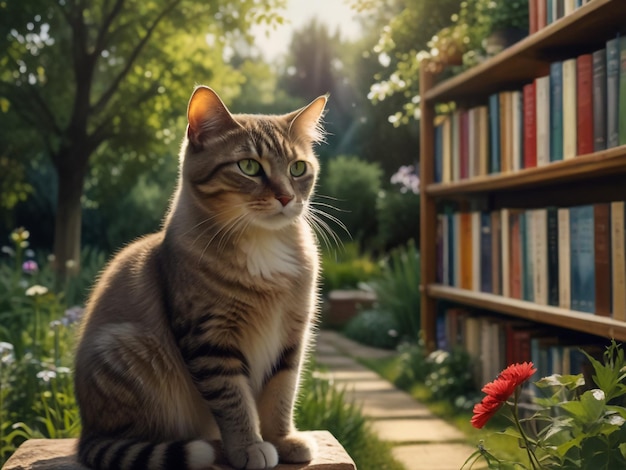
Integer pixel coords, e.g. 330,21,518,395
0,0,283,280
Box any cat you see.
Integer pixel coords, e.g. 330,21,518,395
74,86,328,470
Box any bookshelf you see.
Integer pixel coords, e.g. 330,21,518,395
419,0,626,352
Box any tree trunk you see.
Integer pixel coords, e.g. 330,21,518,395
53,151,88,282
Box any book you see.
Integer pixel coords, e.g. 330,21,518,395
442,116,452,182
562,58,578,159
501,208,511,298
454,213,461,287
547,207,559,307
460,110,470,179
533,209,548,305
491,211,502,296
460,212,473,290
592,49,607,151
570,205,595,313
468,108,477,178
512,91,523,171
550,62,564,161
611,202,626,321
558,208,571,309
500,92,512,173
576,54,594,155
510,210,523,299
434,123,443,183
537,0,547,30
607,37,620,148
523,82,537,168
594,204,611,316
529,0,538,34
452,111,460,180
489,93,501,173
536,76,551,166
480,212,493,293
619,37,626,145
472,211,481,291
522,212,534,302
476,106,489,176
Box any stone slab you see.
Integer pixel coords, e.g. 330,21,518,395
371,418,467,443
2,431,355,470
392,443,480,470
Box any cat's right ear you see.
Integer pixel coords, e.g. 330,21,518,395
187,86,241,150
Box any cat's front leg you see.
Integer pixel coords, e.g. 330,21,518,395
258,346,316,464
185,350,279,469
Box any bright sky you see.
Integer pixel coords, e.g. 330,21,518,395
251,0,363,60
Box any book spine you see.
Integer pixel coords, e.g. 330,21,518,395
480,212,493,293
529,0,538,34
558,208,571,309
452,111,460,180
460,212,473,290
489,93,501,173
512,91,523,171
491,211,502,295
594,203,611,316
523,82,537,168
611,202,626,320
469,108,478,179
522,211,535,302
533,209,548,305
562,58,578,159
547,207,559,306
536,76,551,166
460,110,470,179
550,62,564,161
593,49,607,152
510,211,522,299
607,37,620,148
472,211,481,291
477,106,489,176
537,0,547,29
576,54,594,155
434,124,443,183
500,92,511,173
501,208,511,298
619,37,626,145
577,205,596,313
442,116,452,183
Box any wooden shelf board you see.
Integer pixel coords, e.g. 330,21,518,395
427,284,626,341
425,145,626,198
423,0,626,103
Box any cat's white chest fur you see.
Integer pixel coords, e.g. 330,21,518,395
240,230,300,279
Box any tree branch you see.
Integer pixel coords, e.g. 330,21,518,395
93,0,126,56
90,0,181,116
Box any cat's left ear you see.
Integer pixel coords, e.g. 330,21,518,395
287,94,329,144
187,86,241,150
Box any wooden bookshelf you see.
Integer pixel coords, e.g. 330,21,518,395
419,0,626,352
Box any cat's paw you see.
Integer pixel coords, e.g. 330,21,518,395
227,441,279,470
272,432,317,463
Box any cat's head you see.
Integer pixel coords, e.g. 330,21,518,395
180,86,327,232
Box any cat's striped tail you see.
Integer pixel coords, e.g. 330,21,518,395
78,435,215,470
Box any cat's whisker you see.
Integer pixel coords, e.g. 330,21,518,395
304,210,344,251
308,207,351,240
198,212,247,263
310,200,350,213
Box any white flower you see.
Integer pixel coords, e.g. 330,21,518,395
591,389,606,401
25,285,48,297
0,342,15,365
606,414,625,427
56,367,71,375
36,370,57,383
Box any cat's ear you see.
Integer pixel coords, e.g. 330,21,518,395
187,86,241,149
287,94,328,144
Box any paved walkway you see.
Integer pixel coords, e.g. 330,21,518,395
314,330,478,470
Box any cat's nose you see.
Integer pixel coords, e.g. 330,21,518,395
275,194,294,207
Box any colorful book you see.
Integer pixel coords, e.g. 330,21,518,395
468,108,477,179
570,205,595,313
537,0,547,29
562,58,578,159
594,204,611,316
480,212,493,293
550,62,564,161
460,212,473,290
522,212,534,302
452,111,461,180
533,209,548,305
489,93,501,173
510,211,523,299
529,0,538,34
592,49,607,151
558,208,571,309
501,208,511,298
460,110,470,179
442,116,452,182
472,211,481,291
536,76,551,166
491,211,502,296
547,207,559,307
512,91,523,171
611,201,626,320
607,37,620,148
619,36,626,145
477,106,489,176
523,82,537,168
500,92,512,173
577,54,594,155
434,123,443,183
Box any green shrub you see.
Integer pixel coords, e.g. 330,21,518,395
369,241,420,343
343,309,400,350
321,243,381,293
317,155,382,249
376,190,420,251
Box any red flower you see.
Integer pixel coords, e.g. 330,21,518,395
471,362,537,429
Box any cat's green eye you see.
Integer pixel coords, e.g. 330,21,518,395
290,161,307,177
238,159,262,176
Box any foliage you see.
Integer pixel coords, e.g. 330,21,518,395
296,365,405,470
465,341,626,469
344,309,400,350
368,241,420,342
321,243,381,293
317,155,382,249
377,165,420,251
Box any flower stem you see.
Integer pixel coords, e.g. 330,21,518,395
512,388,541,470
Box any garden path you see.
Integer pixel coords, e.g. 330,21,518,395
314,330,478,470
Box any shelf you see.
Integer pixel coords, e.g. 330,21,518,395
423,0,626,103
425,145,626,198
427,284,626,342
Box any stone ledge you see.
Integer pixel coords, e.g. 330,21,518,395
2,431,355,470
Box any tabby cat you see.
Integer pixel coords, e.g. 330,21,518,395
74,86,328,470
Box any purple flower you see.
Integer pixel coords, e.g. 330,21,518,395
22,260,39,275
390,165,420,194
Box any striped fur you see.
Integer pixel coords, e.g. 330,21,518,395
75,87,327,470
